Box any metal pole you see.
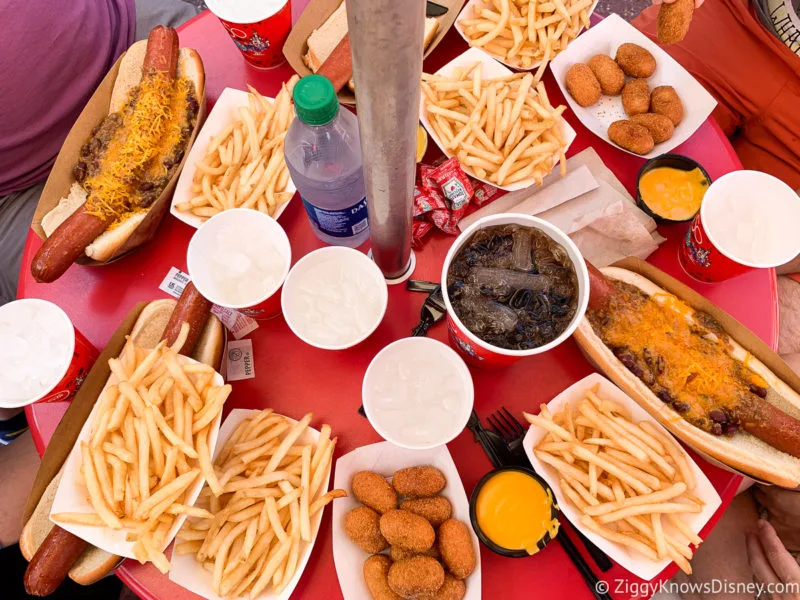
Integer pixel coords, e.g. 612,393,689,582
346,0,423,280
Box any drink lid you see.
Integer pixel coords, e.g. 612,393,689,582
293,75,339,126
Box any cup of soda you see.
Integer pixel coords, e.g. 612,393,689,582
187,209,292,320
0,299,98,408
206,0,292,70
678,171,800,283
441,213,589,368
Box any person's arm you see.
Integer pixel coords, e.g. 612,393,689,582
746,519,800,597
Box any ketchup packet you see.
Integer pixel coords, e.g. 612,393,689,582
413,158,506,245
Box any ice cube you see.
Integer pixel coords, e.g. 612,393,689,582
512,228,533,272
460,296,518,334
469,267,551,293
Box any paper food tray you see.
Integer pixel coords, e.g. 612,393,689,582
420,47,576,192
549,14,717,159
454,0,598,71
332,442,481,600
171,87,297,229
523,373,721,581
169,408,330,600
50,354,225,559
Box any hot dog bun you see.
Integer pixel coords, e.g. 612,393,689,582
39,39,205,263
20,299,223,588
575,266,800,488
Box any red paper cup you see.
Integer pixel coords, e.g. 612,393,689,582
187,209,292,321
441,214,589,369
678,171,800,283
206,0,292,70
0,299,97,408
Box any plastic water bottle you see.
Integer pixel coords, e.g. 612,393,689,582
284,75,369,247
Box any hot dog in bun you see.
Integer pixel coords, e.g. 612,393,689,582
31,26,204,283
575,263,800,488
21,282,223,595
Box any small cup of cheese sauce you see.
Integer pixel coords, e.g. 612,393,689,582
469,467,560,558
636,154,711,224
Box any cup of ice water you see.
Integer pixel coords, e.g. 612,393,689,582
678,171,800,283
206,0,292,69
0,299,98,408
187,208,291,319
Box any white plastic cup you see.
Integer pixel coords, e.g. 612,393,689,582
187,208,291,320
281,247,388,350
362,337,474,449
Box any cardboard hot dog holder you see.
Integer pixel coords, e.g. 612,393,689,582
31,49,207,266
580,257,800,487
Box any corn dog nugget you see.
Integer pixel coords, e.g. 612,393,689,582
658,0,695,44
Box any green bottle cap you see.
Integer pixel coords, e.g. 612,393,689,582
292,75,339,126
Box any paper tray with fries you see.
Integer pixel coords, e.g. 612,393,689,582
50,345,227,565
523,373,721,580
454,0,598,73
169,408,338,600
171,86,298,229
420,47,576,192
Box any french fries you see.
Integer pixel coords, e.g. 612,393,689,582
528,386,704,574
52,341,231,573
422,64,568,187
175,77,299,222
459,0,594,73
176,410,346,599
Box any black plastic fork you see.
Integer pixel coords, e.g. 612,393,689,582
487,407,615,575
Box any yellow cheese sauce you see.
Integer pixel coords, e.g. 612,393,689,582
475,470,559,554
639,167,709,221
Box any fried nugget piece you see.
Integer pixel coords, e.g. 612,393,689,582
622,79,650,116
437,519,476,580
388,557,445,599
390,544,441,561
615,43,656,78
353,471,398,514
587,55,625,95
658,0,695,44
346,506,389,553
565,63,602,107
380,509,435,552
400,497,452,528
418,574,467,600
650,85,684,126
364,555,403,600
608,120,655,155
630,113,675,143
392,466,446,497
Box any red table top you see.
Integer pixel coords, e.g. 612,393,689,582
20,7,779,600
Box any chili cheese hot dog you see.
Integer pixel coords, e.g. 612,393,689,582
576,264,800,488
31,26,203,282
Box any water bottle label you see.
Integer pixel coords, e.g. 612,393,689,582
302,196,369,238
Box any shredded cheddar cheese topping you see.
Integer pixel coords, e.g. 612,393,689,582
588,280,766,429
84,74,193,222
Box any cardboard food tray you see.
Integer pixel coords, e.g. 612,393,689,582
331,442,481,600
283,0,466,105
169,409,331,600
31,50,207,266
454,0,599,71
524,373,721,580
23,301,227,525
584,257,800,486
549,14,717,159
